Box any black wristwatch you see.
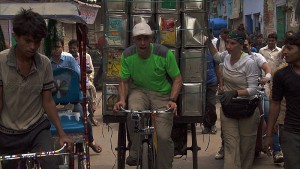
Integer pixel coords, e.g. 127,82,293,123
169,98,176,103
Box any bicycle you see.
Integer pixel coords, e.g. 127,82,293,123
0,143,69,169
120,107,171,169
255,82,270,157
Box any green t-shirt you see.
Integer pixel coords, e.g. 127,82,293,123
120,43,180,94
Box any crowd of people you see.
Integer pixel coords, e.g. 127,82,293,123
0,7,300,169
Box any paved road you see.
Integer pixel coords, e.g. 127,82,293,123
88,92,284,169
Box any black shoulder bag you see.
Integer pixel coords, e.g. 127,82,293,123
221,98,259,119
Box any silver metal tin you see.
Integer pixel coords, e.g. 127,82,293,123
180,83,204,116
180,48,206,83
157,0,180,13
182,12,208,47
131,0,155,13
102,83,123,116
106,0,127,13
182,0,205,11
103,48,123,82
105,14,127,48
157,14,181,48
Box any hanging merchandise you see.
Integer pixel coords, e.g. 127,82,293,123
106,14,127,48
104,48,123,81
157,14,180,47
103,83,120,114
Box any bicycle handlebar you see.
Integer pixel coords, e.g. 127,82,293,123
119,107,172,114
0,143,68,161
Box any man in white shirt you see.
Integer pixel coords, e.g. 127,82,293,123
259,32,284,163
216,28,229,52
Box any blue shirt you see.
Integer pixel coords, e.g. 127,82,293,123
206,51,218,85
50,52,80,76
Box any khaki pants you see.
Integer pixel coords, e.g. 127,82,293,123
221,108,260,169
127,87,174,169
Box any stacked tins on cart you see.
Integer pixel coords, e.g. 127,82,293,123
102,0,208,117
102,1,128,116
179,0,208,116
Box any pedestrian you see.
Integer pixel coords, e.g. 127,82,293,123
202,29,221,134
259,32,284,163
68,39,99,126
253,34,266,52
216,28,229,52
206,29,260,169
0,8,73,169
113,22,182,168
264,31,300,169
50,38,102,154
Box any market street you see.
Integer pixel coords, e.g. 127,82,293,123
87,92,284,169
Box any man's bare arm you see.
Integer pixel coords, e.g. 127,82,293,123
169,74,183,100
266,100,281,137
113,79,129,111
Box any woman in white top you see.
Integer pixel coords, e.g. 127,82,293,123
206,30,260,169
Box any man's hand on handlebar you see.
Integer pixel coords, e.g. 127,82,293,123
167,101,178,115
113,101,127,112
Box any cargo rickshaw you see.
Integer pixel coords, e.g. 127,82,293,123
100,0,210,168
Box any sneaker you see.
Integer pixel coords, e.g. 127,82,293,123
202,127,211,134
126,155,138,166
210,125,217,134
273,151,284,163
215,146,224,160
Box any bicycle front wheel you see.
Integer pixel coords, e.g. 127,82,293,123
141,142,149,169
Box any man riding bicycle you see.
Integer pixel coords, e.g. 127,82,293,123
0,9,73,169
113,22,182,169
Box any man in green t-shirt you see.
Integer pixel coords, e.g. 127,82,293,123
113,22,182,168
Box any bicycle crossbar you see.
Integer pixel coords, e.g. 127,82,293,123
0,144,68,161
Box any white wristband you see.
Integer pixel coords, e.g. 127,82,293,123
265,73,272,78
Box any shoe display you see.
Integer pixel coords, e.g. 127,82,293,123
126,155,138,166
273,151,284,163
202,127,211,134
215,146,224,160
210,125,217,134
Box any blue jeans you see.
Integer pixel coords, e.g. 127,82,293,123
262,95,281,154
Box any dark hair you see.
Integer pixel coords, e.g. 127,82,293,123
267,32,278,40
284,31,300,47
285,31,295,38
220,28,229,34
56,38,64,47
68,39,78,47
257,34,264,38
13,8,47,40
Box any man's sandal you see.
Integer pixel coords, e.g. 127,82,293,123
89,143,102,153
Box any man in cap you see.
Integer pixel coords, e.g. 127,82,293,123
113,22,182,168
